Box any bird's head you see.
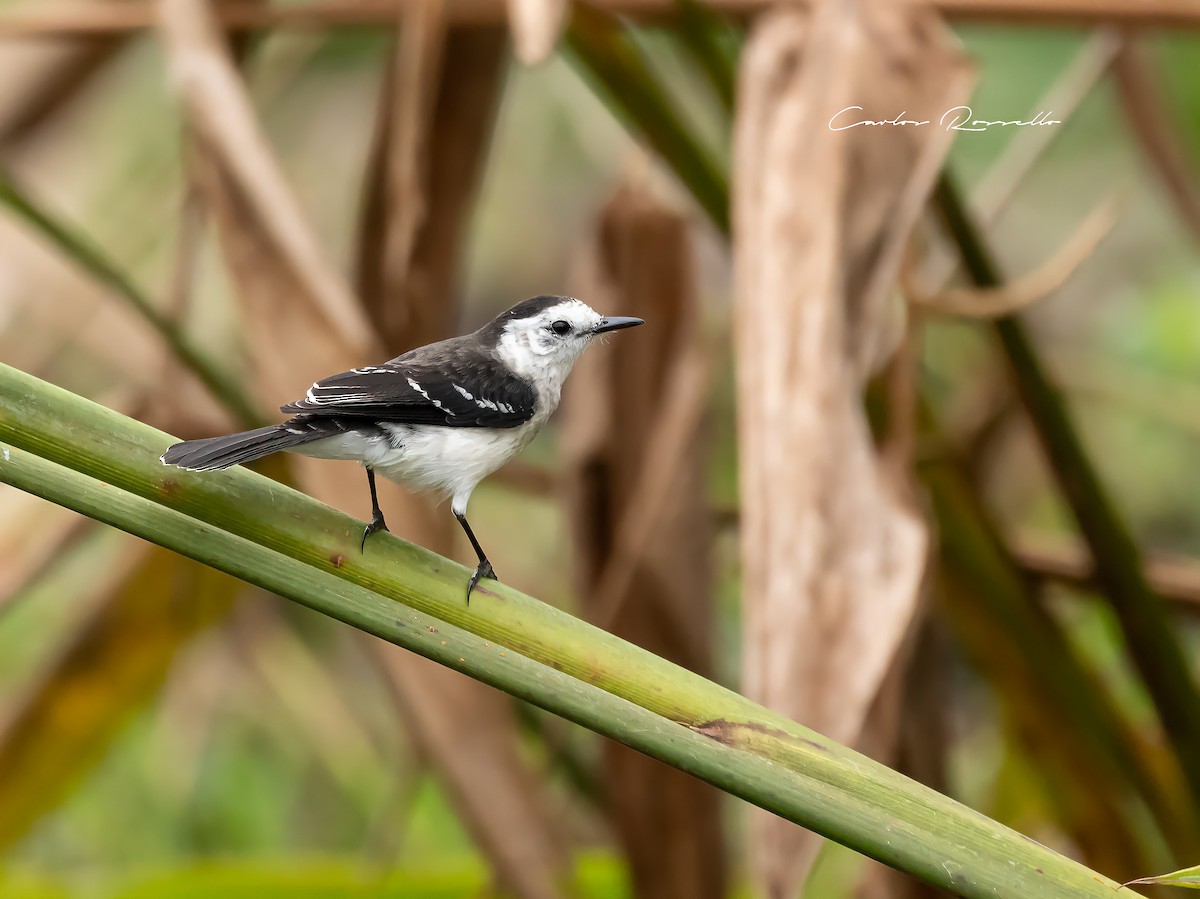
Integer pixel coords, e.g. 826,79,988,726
484,295,643,384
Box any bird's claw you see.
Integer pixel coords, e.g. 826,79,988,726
466,560,498,604
361,514,389,552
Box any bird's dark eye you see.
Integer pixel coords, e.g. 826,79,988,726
550,320,572,336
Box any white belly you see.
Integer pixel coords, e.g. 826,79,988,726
293,421,539,511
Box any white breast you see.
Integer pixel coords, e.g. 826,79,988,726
372,420,542,502
294,419,545,515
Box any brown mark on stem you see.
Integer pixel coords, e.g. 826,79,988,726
159,477,183,501
688,718,828,753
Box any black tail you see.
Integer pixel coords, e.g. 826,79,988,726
161,425,316,471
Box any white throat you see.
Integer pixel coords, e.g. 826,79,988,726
492,298,600,415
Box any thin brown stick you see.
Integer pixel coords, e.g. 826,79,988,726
1015,538,1200,612
590,335,713,633
379,0,446,321
709,503,1200,617
162,169,207,320
4,0,1200,39
908,192,1120,317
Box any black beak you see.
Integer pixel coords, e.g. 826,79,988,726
593,316,645,334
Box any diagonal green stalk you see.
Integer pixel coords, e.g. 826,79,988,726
0,169,263,429
565,4,729,234
933,172,1200,809
0,363,1144,899
675,0,739,116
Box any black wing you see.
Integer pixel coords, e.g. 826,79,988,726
280,357,537,429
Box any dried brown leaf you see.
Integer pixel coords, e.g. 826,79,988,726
733,1,968,894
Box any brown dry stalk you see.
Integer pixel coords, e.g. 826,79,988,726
162,173,207,320
357,24,507,349
507,0,570,64
588,337,713,638
5,0,1200,37
733,0,967,893
0,19,124,146
377,0,447,334
157,0,376,355
1015,538,1200,612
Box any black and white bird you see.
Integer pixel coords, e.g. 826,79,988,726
161,295,643,600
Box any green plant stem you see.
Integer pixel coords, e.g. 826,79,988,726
565,4,729,234
922,441,1198,861
675,0,738,116
933,171,1200,808
0,375,1145,899
0,170,262,428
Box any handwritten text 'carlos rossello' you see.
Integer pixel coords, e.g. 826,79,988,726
828,106,1061,133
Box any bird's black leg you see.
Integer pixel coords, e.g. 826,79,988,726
361,467,390,551
454,510,498,603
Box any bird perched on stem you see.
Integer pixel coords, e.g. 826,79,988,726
161,296,644,601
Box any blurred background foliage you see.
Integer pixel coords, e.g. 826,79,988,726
0,0,1199,897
